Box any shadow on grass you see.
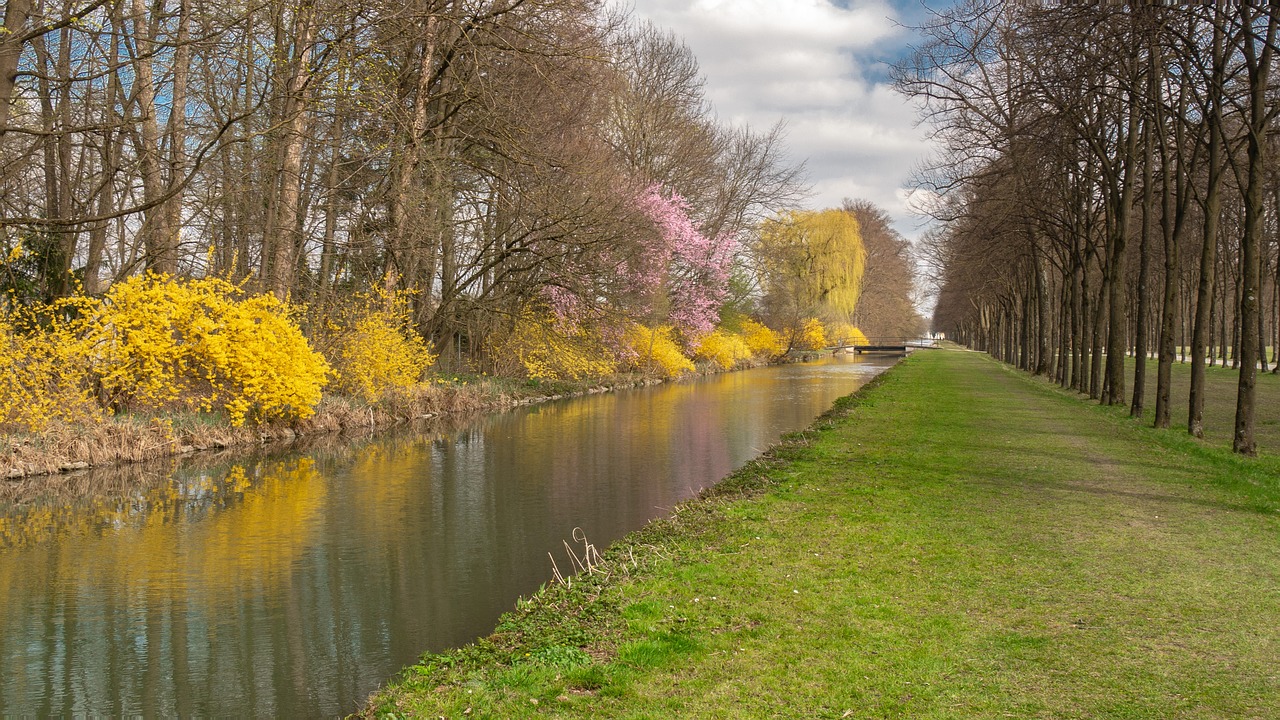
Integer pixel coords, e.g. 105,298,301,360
966,475,1276,516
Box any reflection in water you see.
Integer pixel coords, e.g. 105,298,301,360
0,356,893,716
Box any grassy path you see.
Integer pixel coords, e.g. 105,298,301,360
367,350,1280,719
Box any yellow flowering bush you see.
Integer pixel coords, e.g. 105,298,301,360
318,286,436,402
794,317,828,350
97,273,330,425
826,322,869,347
0,273,329,429
694,329,753,370
0,298,102,431
739,318,785,358
490,307,616,382
624,324,694,378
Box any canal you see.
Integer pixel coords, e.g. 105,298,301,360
0,354,894,716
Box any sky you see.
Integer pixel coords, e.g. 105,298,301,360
624,0,945,241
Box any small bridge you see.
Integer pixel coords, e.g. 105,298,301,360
828,337,941,354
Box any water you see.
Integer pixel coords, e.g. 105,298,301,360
0,355,893,716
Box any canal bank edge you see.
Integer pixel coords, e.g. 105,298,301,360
2,355,791,483
358,354,905,717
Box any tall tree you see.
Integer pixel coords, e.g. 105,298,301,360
841,199,924,339
758,208,866,343
1228,0,1278,455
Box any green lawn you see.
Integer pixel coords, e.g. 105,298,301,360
1126,354,1280,452
365,349,1280,719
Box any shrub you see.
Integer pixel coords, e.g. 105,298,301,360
0,274,330,429
624,324,694,378
826,322,869,346
97,273,330,426
318,285,436,402
0,298,102,431
490,307,617,382
694,329,753,370
795,318,828,350
739,318,785,358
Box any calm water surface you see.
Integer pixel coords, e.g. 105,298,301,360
0,355,893,716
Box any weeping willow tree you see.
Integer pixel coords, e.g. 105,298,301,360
757,209,866,345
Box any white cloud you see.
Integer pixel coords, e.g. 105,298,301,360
624,0,937,239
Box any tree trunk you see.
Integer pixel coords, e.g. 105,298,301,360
1154,197,1181,429
32,30,62,296
1189,12,1226,435
1131,85,1155,418
1231,2,1276,455
1091,279,1105,400
131,0,175,273
85,37,124,294
1072,252,1085,391
0,0,31,140
1104,98,1141,406
1274,220,1280,374
1154,49,1187,430
318,21,354,293
1058,270,1071,385
1034,241,1051,375
391,15,441,291
268,0,317,299
162,0,192,259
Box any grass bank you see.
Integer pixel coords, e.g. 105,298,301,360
365,349,1280,718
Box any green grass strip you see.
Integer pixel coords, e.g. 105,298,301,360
364,350,1280,719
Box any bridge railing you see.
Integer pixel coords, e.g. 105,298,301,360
831,336,940,349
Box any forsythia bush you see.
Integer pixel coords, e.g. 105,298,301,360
624,324,694,378
739,318,785,358
795,317,828,350
0,299,102,431
0,273,330,430
319,286,436,402
98,274,330,425
694,329,753,370
492,307,617,382
826,322,869,346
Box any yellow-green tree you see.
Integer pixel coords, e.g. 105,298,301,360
758,209,866,349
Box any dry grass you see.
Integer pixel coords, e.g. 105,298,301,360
0,382,491,481
0,370,683,483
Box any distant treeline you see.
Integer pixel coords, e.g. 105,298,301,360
902,1,1280,454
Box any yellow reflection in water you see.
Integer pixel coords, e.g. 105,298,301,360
190,459,326,595
0,457,326,603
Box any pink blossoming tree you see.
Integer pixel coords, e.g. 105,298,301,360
632,183,737,339
538,183,736,354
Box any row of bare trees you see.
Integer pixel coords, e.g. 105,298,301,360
899,1,1280,455
0,1,805,364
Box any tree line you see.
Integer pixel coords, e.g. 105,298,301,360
1,0,923,380
901,1,1280,455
